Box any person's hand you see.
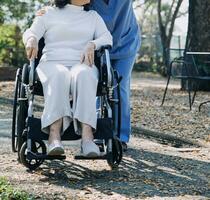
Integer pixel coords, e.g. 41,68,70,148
36,7,47,16
80,42,96,67
25,37,38,60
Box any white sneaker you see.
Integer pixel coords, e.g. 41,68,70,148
48,140,65,155
81,140,100,157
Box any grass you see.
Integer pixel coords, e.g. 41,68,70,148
0,177,34,200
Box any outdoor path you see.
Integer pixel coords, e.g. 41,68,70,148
0,74,210,199
0,104,209,200
131,73,180,89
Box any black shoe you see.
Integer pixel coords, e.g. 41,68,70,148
121,142,128,152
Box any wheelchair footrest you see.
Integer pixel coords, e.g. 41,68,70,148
27,152,66,160
43,155,66,160
74,154,107,160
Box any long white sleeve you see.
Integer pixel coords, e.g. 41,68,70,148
91,12,113,50
21,5,113,65
22,16,46,45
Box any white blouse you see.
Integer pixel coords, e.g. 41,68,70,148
23,4,113,65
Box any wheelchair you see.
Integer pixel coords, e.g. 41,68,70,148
11,38,123,170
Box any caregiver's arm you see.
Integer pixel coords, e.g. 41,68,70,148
91,12,113,50
22,15,46,60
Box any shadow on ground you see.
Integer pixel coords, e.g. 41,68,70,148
36,147,210,199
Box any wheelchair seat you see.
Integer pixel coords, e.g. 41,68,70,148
31,38,111,97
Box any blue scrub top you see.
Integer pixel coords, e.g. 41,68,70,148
90,0,141,59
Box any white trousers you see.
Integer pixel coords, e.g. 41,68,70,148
36,61,98,135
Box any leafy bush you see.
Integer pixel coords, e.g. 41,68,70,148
0,24,27,68
0,177,34,200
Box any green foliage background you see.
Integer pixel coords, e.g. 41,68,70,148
0,0,187,74
0,0,47,68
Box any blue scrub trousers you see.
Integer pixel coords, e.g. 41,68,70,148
111,54,136,143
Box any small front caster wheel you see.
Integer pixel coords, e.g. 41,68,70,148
19,140,47,170
107,138,123,169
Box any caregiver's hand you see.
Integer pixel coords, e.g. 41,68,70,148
80,42,96,67
25,37,38,60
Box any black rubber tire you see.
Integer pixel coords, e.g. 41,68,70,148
16,102,28,157
12,65,29,154
12,69,22,152
107,138,123,169
19,140,47,171
21,63,29,85
17,64,29,155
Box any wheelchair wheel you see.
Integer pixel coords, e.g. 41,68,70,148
114,70,122,139
12,65,29,153
107,138,123,169
12,69,21,152
19,140,47,170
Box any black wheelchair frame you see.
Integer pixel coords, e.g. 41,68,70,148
12,39,123,170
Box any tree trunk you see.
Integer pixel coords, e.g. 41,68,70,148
157,0,183,76
186,0,210,52
184,0,210,90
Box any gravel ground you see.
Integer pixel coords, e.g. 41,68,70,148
0,72,210,200
131,73,210,144
0,135,210,200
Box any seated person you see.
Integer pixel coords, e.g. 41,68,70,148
22,0,112,156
